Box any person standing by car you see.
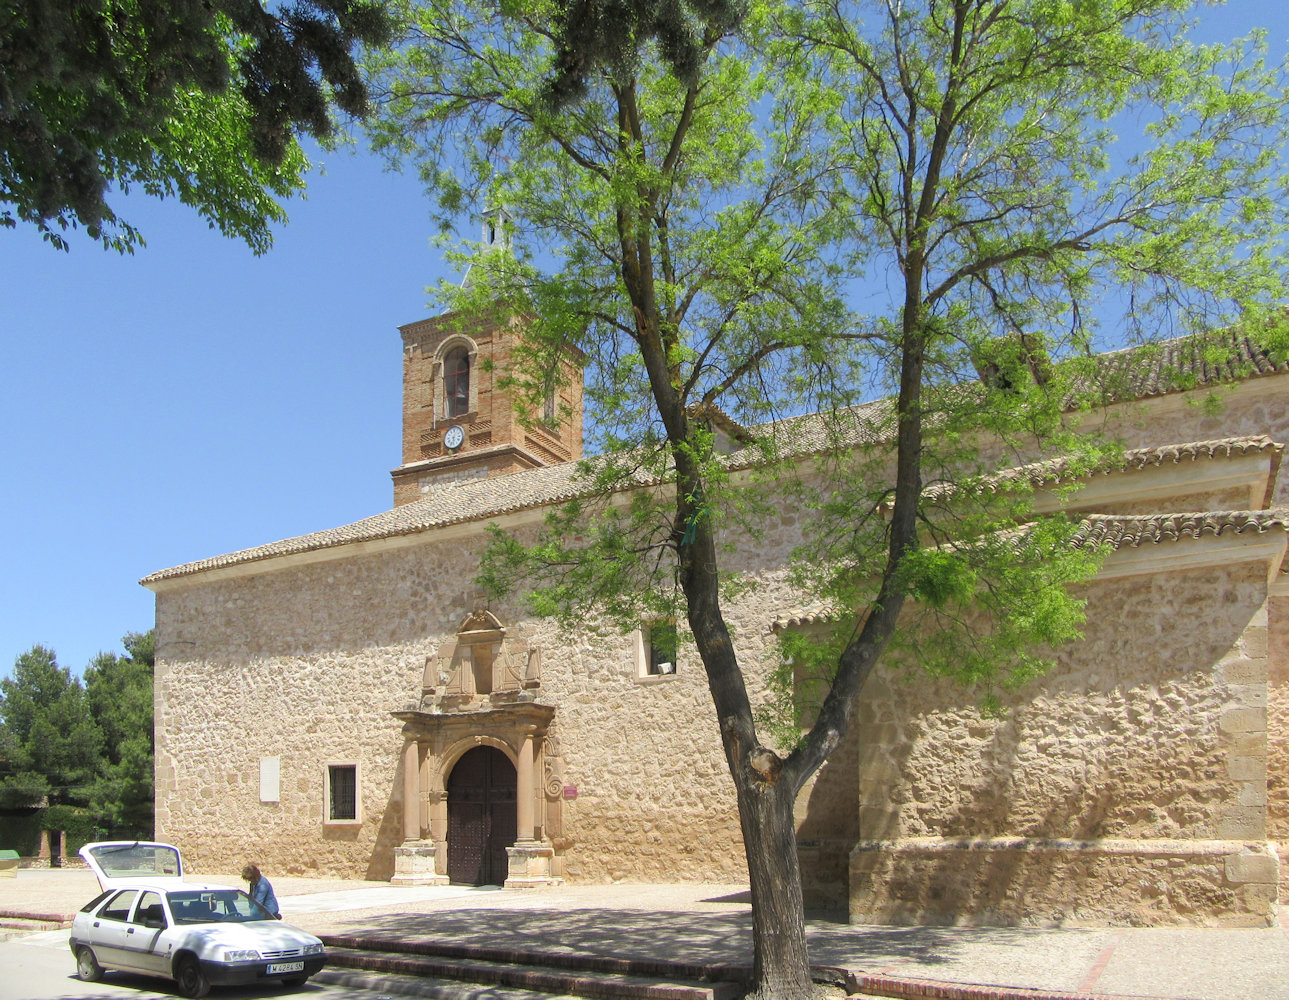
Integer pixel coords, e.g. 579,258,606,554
241,864,281,918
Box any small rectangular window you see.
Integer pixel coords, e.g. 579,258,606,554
647,622,677,675
327,764,358,822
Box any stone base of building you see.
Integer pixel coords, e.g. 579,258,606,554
798,839,853,915
505,840,562,888
850,836,1278,927
391,841,449,886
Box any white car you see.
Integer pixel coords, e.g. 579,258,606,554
68,841,326,998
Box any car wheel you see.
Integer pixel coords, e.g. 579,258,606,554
281,974,309,988
175,955,211,999
75,946,103,982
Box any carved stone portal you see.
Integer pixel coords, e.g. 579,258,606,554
392,611,563,888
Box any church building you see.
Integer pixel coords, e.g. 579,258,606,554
143,313,1289,928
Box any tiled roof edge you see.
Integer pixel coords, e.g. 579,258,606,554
935,435,1283,498
1072,508,1289,549
140,465,619,585
142,326,1288,586
770,508,1289,631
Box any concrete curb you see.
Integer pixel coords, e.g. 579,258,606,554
0,909,72,926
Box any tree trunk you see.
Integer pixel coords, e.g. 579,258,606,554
674,447,819,1000
735,770,815,1000
628,140,826,995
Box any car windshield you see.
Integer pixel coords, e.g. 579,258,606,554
167,889,274,925
84,842,181,880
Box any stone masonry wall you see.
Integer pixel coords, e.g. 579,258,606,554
1100,377,1289,505
154,530,773,883
851,560,1274,926
152,373,1289,914
153,488,822,885
1266,594,1289,898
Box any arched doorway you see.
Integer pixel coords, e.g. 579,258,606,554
447,745,517,885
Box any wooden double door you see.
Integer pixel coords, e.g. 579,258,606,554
446,745,517,886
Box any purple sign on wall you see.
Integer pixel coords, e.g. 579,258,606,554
562,785,578,799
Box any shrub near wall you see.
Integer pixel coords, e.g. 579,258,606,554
0,810,42,857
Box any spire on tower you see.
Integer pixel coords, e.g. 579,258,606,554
463,205,514,287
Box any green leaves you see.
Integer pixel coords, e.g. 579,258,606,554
2,0,391,252
0,646,102,811
0,632,155,845
373,0,1287,775
371,4,1288,989
902,549,979,608
813,0,1289,345
893,514,1101,685
366,0,853,429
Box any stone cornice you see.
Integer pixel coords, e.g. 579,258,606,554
923,435,1282,514
1075,510,1289,584
390,440,551,480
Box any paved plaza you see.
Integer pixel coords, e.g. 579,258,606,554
3,868,1288,1000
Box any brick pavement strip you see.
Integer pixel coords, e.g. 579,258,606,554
846,975,1174,1000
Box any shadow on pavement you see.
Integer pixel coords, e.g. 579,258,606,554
317,906,1104,974
63,969,325,1000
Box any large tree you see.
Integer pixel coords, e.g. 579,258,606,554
0,633,157,846
365,1,1289,997
0,646,102,828
84,631,156,839
1,0,391,252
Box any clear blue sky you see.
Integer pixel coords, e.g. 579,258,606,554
1,145,453,675
2,1,1288,678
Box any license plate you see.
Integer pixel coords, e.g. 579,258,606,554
267,961,305,974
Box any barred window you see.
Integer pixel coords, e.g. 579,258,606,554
327,764,357,822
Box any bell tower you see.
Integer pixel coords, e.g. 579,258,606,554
390,218,584,506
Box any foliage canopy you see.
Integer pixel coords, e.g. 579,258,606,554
1,0,392,252
0,633,155,848
364,0,1289,994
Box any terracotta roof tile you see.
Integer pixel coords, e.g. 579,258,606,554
746,328,1287,462
928,435,1283,500
142,462,601,584
142,327,1289,586
1091,327,1287,400
1071,509,1289,549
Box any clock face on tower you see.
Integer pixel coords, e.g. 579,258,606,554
443,424,465,450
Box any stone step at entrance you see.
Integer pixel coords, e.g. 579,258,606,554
316,933,750,1000
317,965,587,1000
